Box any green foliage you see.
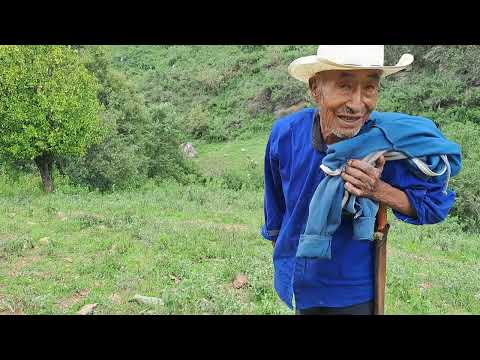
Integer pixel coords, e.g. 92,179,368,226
0,45,102,161
145,104,203,184
186,104,211,139
65,134,148,192
442,121,480,232
108,45,316,144
59,46,196,192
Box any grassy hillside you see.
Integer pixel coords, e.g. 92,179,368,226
107,45,317,141
1,134,479,314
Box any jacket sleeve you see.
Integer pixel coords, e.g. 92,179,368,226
261,130,286,241
381,159,456,225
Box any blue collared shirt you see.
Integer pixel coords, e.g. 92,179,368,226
261,108,456,310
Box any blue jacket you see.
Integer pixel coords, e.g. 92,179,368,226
297,111,462,259
261,108,458,309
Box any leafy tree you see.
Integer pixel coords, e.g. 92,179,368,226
0,45,102,192
63,45,151,191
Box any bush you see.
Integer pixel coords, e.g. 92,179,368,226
442,121,480,232
186,104,212,139
66,133,148,192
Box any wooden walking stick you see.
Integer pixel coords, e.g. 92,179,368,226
374,203,390,315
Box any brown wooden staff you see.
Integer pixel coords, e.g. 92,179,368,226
374,203,390,315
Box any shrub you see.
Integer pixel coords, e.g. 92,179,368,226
442,121,480,232
186,104,212,139
66,133,148,192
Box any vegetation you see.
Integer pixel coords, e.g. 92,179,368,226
1,45,480,314
0,46,101,192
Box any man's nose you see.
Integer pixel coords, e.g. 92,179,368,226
347,86,364,113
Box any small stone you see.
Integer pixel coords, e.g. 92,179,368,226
232,274,248,289
57,212,67,221
77,303,97,315
169,274,182,284
180,142,198,158
241,148,246,152
110,293,121,304
38,237,50,245
130,294,164,307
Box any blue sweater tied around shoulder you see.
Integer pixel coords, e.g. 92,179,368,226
296,112,462,259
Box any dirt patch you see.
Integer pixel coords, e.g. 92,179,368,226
247,87,273,116
0,308,24,315
232,274,249,289
419,282,433,290
0,292,25,315
110,293,122,305
178,219,248,233
274,100,308,118
57,288,91,310
9,255,42,277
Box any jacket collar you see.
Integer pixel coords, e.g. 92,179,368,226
311,109,327,153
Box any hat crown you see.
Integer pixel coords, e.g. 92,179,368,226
316,45,384,67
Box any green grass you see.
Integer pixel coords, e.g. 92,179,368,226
193,132,268,177
1,133,479,315
0,179,288,315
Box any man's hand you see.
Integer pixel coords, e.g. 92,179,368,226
341,156,417,218
341,156,386,200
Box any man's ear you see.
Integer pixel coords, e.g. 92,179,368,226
311,87,321,98
309,83,322,101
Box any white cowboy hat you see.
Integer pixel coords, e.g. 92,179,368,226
288,45,414,83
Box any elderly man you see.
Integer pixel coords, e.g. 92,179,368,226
261,45,460,315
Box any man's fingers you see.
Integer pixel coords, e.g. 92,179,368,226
344,165,375,187
375,155,386,169
348,159,378,177
345,182,363,197
341,172,371,190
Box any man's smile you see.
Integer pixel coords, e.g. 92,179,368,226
336,114,365,126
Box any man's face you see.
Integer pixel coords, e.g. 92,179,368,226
310,69,381,139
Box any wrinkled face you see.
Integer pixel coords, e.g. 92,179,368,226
309,69,381,140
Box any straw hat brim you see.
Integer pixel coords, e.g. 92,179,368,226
288,53,414,83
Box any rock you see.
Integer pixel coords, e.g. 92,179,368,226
77,303,97,315
110,293,121,304
169,274,182,284
180,142,198,158
57,212,67,221
131,294,164,307
38,237,50,245
232,274,249,289
199,298,212,313
241,148,246,152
